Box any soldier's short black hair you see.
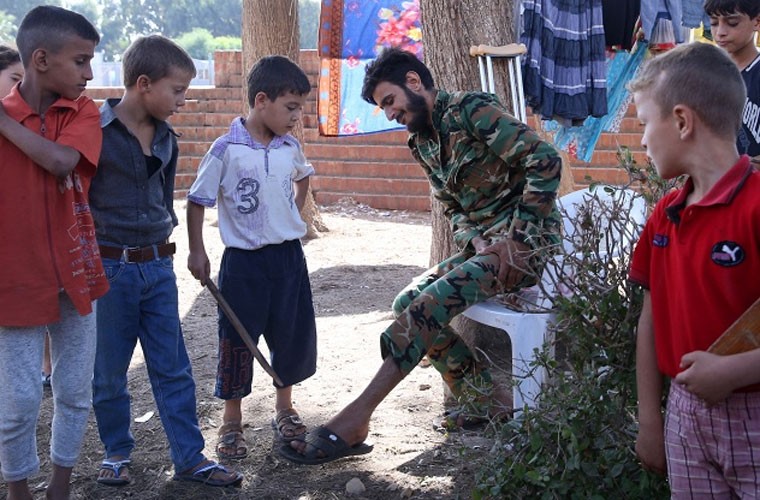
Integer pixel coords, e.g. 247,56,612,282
361,47,434,105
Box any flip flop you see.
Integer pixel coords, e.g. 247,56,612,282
173,460,243,487
96,458,131,486
277,425,373,465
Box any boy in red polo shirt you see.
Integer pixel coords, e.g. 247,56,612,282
0,6,106,500
629,42,760,497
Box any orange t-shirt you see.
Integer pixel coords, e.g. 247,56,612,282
0,87,108,326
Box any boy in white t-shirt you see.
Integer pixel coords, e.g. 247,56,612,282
186,55,317,460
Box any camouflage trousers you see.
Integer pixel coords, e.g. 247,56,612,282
380,250,509,397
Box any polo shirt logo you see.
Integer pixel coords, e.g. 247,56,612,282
652,234,668,247
711,241,744,267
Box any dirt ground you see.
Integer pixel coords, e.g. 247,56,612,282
9,200,512,500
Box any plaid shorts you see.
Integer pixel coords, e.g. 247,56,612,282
665,382,760,498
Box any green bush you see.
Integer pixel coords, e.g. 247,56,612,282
473,148,681,499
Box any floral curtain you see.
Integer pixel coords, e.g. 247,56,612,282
317,0,422,136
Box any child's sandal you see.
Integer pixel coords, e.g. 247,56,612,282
216,422,248,460
272,408,307,442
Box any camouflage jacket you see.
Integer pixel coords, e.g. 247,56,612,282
408,90,562,251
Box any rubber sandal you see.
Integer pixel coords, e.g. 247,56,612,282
278,425,373,465
216,422,248,460
173,460,243,487
272,408,307,442
96,458,131,486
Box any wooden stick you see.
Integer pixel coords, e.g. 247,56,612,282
206,280,284,387
707,296,760,355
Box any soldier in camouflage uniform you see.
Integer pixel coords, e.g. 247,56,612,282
282,47,562,465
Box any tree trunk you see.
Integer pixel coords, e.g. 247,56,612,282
241,0,327,238
420,0,518,266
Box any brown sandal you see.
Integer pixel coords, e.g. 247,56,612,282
272,408,307,442
216,422,248,460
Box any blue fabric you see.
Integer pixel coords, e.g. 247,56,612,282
640,0,684,42
317,0,422,136
92,255,205,471
681,0,708,28
215,240,317,398
545,41,648,162
521,0,608,121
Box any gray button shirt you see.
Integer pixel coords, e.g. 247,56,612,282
90,98,179,247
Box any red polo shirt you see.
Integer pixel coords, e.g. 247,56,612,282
630,156,760,379
0,86,108,326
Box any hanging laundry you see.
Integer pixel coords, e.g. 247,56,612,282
640,0,684,44
521,0,608,124
602,0,641,50
544,41,649,162
316,0,422,136
681,0,709,29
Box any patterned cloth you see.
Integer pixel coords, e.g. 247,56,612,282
521,0,608,122
665,383,760,497
317,0,422,136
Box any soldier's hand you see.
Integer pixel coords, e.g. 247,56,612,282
480,239,531,289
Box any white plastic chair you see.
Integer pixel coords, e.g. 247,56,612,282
469,43,528,123
462,187,647,411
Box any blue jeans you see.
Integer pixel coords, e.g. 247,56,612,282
92,255,205,472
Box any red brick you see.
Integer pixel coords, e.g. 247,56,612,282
311,160,424,179
571,166,632,185
306,143,414,162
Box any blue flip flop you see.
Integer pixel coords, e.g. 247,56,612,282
173,460,243,487
97,458,131,486
278,425,373,465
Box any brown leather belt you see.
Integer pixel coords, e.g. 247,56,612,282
98,242,176,263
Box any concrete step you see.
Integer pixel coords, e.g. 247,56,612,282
174,126,229,142
312,160,423,179
303,128,408,145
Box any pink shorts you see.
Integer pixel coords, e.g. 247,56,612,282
665,382,760,498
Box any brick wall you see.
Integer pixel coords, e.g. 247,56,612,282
85,50,646,211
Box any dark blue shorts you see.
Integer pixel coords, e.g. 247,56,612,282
215,240,317,399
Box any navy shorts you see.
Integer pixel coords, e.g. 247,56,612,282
215,240,317,399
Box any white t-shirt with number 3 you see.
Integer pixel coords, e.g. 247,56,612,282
188,118,314,250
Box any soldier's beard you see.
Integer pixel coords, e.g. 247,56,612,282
403,87,432,134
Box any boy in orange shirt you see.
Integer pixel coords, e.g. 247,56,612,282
0,6,107,500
